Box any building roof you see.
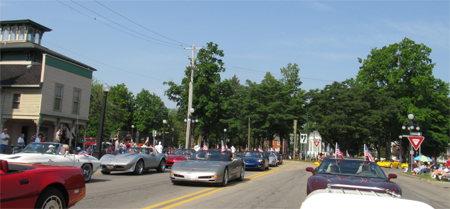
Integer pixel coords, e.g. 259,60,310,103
0,65,41,86
1,42,97,71
0,19,52,32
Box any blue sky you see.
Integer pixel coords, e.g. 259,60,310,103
2,1,448,109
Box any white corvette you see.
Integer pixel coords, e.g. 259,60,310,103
0,142,100,182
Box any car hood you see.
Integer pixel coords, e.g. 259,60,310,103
172,160,225,171
100,153,136,164
243,157,262,162
310,174,400,193
168,155,189,161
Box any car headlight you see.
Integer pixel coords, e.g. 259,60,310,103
258,159,263,162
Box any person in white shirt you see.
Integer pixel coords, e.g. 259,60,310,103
115,139,120,155
0,128,11,153
35,133,43,143
17,133,25,148
155,141,163,154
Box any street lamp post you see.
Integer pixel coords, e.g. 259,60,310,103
402,114,420,172
224,129,227,145
95,83,110,159
131,125,134,142
162,120,167,148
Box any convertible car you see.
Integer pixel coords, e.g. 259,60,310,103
263,152,278,167
0,142,100,182
377,160,401,169
305,156,401,195
100,147,167,175
166,149,195,168
0,159,86,208
170,150,245,186
241,151,269,171
274,152,283,165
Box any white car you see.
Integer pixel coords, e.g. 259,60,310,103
300,186,433,209
0,142,100,182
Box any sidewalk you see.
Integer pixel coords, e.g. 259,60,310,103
400,172,450,187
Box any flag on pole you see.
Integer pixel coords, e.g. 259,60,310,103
346,150,350,157
145,137,149,144
221,140,225,152
335,143,344,159
258,146,263,153
364,144,375,162
217,144,219,149
245,145,248,151
203,140,208,151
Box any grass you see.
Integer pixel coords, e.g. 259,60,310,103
403,172,450,182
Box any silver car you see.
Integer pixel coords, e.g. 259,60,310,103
264,152,278,167
100,147,167,175
170,150,245,186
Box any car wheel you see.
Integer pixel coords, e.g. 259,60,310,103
237,166,245,181
221,168,229,187
35,188,65,209
101,171,111,175
275,162,278,167
82,164,92,182
157,160,166,172
134,160,144,175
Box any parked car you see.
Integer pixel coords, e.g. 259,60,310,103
0,159,86,208
377,160,401,169
300,187,432,209
166,149,195,168
241,151,269,171
305,156,401,195
170,150,245,186
0,142,100,182
100,147,167,175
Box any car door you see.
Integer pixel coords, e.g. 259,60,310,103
54,153,77,167
0,169,36,208
145,149,159,168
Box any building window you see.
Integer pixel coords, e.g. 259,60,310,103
72,89,81,114
11,27,17,40
12,94,21,109
54,85,63,111
18,27,25,40
27,28,34,41
2,27,9,41
34,31,40,44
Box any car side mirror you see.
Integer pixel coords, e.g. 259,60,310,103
306,167,316,175
387,173,397,181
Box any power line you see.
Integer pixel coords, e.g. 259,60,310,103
56,0,181,49
94,0,190,47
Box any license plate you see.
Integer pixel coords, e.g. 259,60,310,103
107,165,114,169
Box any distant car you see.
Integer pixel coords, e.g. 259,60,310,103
241,151,269,171
0,159,86,208
377,160,401,169
85,137,97,146
100,147,167,175
274,152,283,165
263,152,278,167
300,187,432,209
0,142,100,182
305,156,401,195
170,150,245,186
166,149,195,168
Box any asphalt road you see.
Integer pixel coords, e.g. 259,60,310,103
72,161,449,209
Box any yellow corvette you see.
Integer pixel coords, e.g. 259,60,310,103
376,160,401,169
400,162,409,168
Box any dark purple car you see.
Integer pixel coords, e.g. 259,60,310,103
305,156,401,196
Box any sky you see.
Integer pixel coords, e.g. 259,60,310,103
1,1,449,109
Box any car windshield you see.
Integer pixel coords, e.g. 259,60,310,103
173,149,195,155
126,147,151,154
317,158,387,179
188,150,231,161
22,143,61,155
241,151,263,158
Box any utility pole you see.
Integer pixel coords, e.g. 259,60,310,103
184,44,203,149
248,117,251,151
293,120,297,159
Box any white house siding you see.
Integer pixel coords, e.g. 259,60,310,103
8,88,42,119
40,64,91,121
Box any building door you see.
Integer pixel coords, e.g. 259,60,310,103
21,126,29,145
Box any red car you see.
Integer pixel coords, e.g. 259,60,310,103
0,160,86,208
85,137,97,146
305,156,401,196
166,149,195,168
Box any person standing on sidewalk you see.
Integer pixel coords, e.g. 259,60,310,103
0,128,11,153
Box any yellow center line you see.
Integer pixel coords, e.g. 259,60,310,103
161,188,224,209
142,188,215,209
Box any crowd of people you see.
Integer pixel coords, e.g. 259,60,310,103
413,156,450,181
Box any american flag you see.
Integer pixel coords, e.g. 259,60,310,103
145,137,149,144
335,143,344,159
217,144,219,149
78,152,89,156
245,145,248,151
203,140,208,151
258,146,263,153
364,144,375,162
346,150,350,157
221,140,225,152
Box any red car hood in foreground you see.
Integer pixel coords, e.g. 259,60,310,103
307,174,401,195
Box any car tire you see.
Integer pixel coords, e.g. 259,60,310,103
101,171,111,175
157,160,166,172
237,166,245,181
221,168,229,187
81,164,93,182
35,188,65,209
134,160,144,175
275,162,278,167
